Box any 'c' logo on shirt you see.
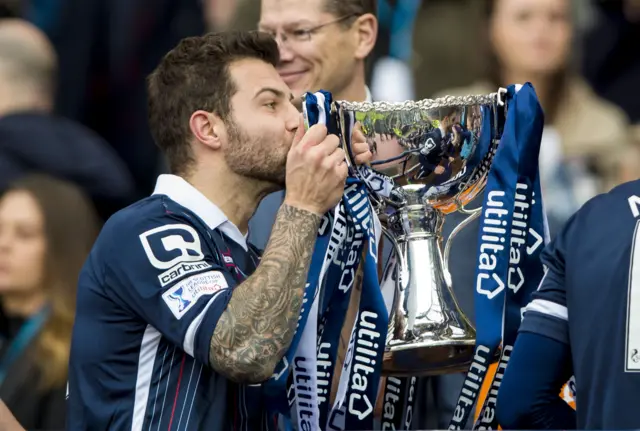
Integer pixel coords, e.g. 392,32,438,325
139,224,205,270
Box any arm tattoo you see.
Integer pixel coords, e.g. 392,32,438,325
209,204,322,383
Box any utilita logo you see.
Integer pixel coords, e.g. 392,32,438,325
506,183,530,294
347,311,381,421
476,191,509,299
294,357,316,431
449,345,491,430
475,345,512,429
317,342,332,405
404,377,417,430
381,377,402,430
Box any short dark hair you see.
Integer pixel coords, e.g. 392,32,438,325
147,31,279,176
324,0,377,23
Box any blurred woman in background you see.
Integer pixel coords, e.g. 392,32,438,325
0,174,99,430
438,0,637,234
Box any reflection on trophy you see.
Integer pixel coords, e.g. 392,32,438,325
334,91,506,377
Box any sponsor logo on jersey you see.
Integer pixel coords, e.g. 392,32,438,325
162,270,228,319
139,224,204,270
158,260,212,287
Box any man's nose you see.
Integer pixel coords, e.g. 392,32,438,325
277,39,295,62
286,106,302,132
0,232,11,253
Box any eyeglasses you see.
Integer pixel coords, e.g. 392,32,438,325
263,14,357,46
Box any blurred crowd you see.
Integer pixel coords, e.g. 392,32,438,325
0,0,638,429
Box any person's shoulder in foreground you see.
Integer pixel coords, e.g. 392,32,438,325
496,178,640,430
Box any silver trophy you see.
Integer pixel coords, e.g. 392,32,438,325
333,90,506,377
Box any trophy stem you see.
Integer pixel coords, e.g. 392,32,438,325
384,205,476,376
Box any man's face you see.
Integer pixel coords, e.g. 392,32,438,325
259,0,359,99
221,58,300,187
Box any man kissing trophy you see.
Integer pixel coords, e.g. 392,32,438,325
264,84,550,431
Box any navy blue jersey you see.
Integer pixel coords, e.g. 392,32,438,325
519,179,640,429
67,175,269,431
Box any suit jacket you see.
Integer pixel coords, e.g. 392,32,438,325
248,191,284,250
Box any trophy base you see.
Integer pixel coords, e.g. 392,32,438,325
382,337,503,377
382,337,476,377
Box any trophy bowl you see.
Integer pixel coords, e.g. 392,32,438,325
334,91,505,376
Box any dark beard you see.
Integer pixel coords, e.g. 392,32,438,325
223,117,287,187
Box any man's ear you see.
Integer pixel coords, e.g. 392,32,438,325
189,110,225,150
353,13,378,61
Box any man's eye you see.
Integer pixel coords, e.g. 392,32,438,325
265,102,277,110
291,29,310,38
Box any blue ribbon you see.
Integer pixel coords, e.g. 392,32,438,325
316,178,367,428
449,83,547,429
342,194,387,431
265,91,376,430
473,84,548,429
262,195,332,423
302,93,389,431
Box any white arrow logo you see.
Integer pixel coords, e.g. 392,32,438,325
348,394,373,420
508,267,525,293
629,195,640,218
527,228,543,255
271,356,289,381
476,273,505,299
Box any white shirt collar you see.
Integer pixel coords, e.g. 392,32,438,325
152,174,248,251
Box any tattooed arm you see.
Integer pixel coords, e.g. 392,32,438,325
209,204,322,383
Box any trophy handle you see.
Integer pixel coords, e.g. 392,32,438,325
381,225,408,292
443,206,482,272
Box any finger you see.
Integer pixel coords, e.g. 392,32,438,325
316,134,340,155
335,160,349,181
352,127,366,146
291,115,306,147
354,150,373,165
298,123,328,149
351,141,370,156
351,141,372,165
326,147,346,167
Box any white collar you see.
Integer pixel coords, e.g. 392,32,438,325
152,174,248,251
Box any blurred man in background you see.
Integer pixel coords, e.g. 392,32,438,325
0,19,136,221
259,0,377,104
251,0,377,248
